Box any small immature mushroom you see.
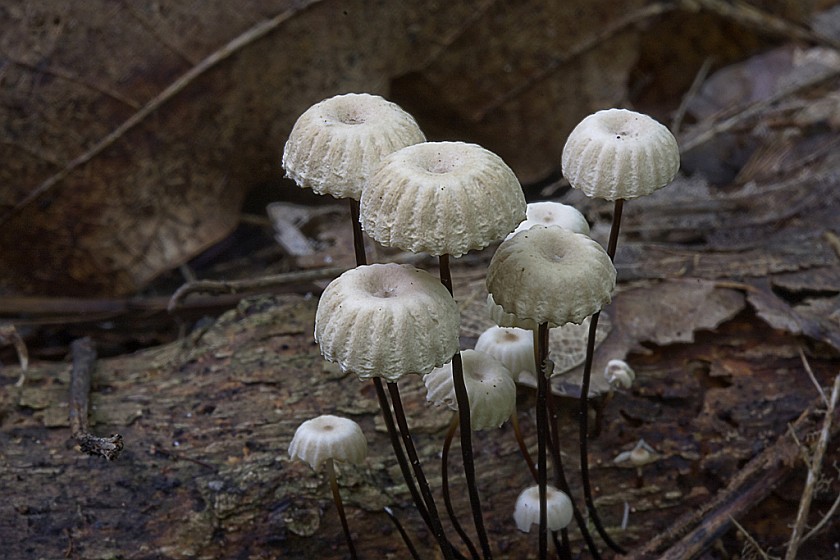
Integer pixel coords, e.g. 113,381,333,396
289,414,368,559
513,485,574,533
507,201,590,239
314,263,459,381
424,349,517,431
486,225,616,327
282,93,425,201
474,325,536,382
604,358,635,391
614,438,658,488
561,108,679,201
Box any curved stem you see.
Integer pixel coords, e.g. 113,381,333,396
439,254,493,560
534,324,549,560
511,411,538,482
384,506,422,560
578,198,626,554
442,415,482,560
326,458,358,560
387,381,456,560
371,379,434,530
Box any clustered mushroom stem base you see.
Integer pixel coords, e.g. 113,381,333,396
438,254,494,560
442,415,482,560
326,457,358,560
534,323,550,560
578,198,626,555
386,381,457,560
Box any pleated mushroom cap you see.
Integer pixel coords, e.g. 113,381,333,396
474,326,535,382
288,415,367,470
562,108,679,201
486,225,616,326
423,349,516,430
315,263,459,381
513,485,574,533
282,93,425,200
360,141,526,257
507,201,590,239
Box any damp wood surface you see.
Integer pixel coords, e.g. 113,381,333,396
1,288,838,560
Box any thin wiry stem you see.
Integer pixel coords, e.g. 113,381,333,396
442,415,482,560
578,199,625,554
326,458,358,560
511,411,538,482
384,506,422,560
535,324,550,560
439,254,493,560
388,382,457,560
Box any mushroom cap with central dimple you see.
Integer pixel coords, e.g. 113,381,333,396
282,93,425,200
486,225,616,326
315,263,459,381
562,108,679,201
360,141,526,257
288,414,367,470
474,326,535,382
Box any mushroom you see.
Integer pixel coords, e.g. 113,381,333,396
560,107,679,554
507,201,590,240
474,325,536,383
613,438,658,488
360,140,527,559
314,263,459,381
513,485,574,533
288,414,368,559
282,92,425,266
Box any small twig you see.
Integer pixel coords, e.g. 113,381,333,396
1,324,29,386
801,487,840,544
786,423,811,470
68,337,123,461
671,57,714,135
798,347,828,406
729,516,773,560
167,267,348,312
784,373,840,560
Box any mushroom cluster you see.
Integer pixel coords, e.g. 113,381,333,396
281,96,679,560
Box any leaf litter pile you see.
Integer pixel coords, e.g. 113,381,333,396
1,2,840,559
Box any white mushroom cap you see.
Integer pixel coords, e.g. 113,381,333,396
562,108,679,201
486,293,548,331
282,93,425,200
604,359,636,390
474,326,536,382
507,201,590,239
288,414,367,470
315,263,459,381
486,225,616,326
423,349,516,430
513,485,574,533
360,141,526,257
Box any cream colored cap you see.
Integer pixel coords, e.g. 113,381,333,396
474,326,535,382
282,93,425,200
360,141,526,257
423,349,516,430
486,225,616,326
507,201,590,239
288,414,367,470
513,485,574,532
562,108,679,201
315,263,459,381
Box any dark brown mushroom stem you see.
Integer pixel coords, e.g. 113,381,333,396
439,254,494,560
442,415,482,560
326,457,358,560
387,382,458,560
349,199,367,266
578,198,626,554
534,322,550,560
511,410,538,482
546,363,603,560
384,506,422,560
